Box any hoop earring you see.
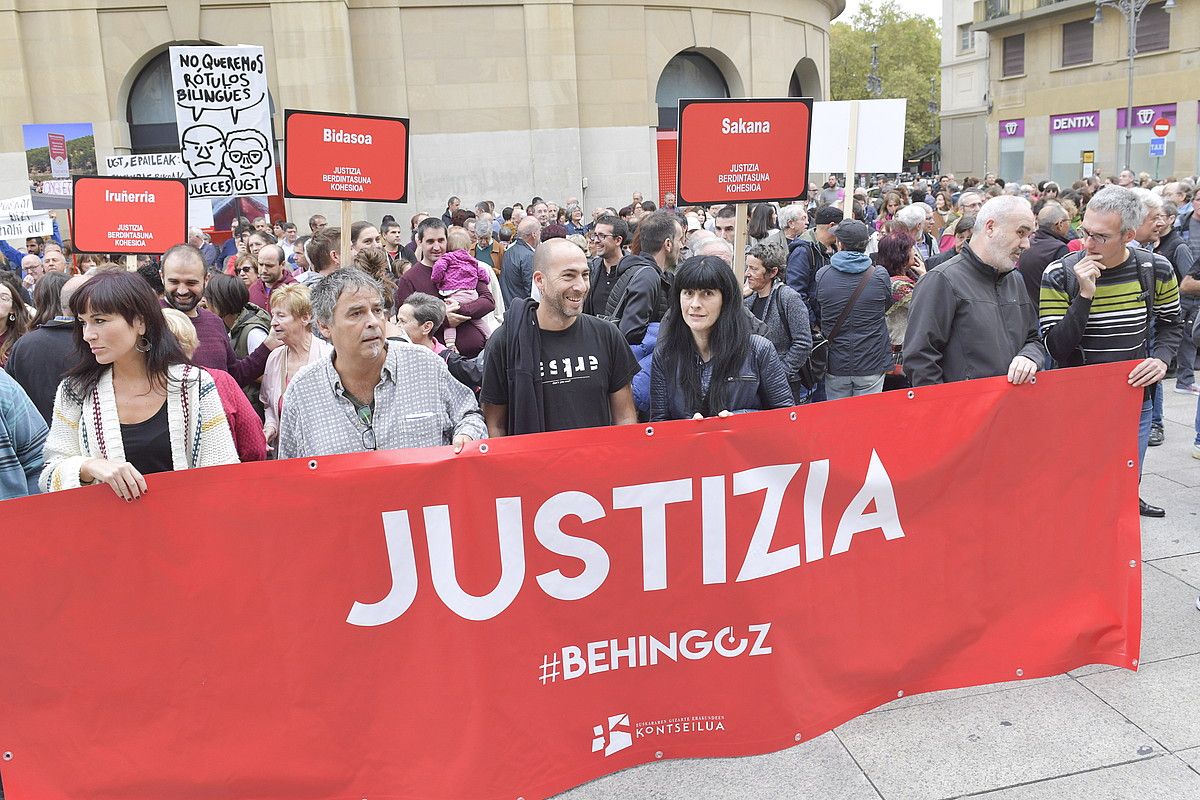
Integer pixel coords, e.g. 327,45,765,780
6,314,13,322
135,336,151,353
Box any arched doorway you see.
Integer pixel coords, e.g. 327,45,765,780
655,51,731,132
789,58,822,101
654,50,738,205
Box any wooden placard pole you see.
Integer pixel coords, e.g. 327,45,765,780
732,202,748,283
339,199,352,268
843,100,861,220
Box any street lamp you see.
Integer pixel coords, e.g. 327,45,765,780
1093,0,1175,171
867,43,883,98
927,76,938,116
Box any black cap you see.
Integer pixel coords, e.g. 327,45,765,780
832,220,871,249
814,206,845,226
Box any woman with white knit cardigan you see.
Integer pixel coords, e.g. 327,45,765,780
40,269,238,500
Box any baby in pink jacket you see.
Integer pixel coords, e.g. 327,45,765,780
431,250,491,350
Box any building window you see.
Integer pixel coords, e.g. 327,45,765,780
1135,3,1169,53
1061,19,1093,66
127,52,179,154
959,24,973,53
1002,34,1024,77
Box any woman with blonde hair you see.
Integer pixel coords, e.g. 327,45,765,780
40,270,238,499
259,283,332,453
161,308,266,462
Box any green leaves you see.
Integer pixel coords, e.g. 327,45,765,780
830,1,941,163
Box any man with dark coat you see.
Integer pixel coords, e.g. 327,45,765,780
1016,203,1072,305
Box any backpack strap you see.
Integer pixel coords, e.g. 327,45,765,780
826,268,875,342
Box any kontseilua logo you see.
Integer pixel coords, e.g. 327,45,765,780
592,713,633,757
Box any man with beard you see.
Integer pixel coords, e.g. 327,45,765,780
481,238,638,437
903,195,1047,387
161,244,279,385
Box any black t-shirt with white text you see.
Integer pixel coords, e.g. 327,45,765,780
481,314,639,432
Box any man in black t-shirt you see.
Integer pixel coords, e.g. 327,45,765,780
481,238,639,436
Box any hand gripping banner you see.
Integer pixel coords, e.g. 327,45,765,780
0,363,1142,800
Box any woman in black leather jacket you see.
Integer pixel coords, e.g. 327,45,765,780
650,256,794,421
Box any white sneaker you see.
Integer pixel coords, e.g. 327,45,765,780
1174,385,1200,396
1193,444,1200,460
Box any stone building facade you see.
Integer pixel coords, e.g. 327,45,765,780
0,0,839,226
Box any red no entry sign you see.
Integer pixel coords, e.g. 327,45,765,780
1152,118,1171,137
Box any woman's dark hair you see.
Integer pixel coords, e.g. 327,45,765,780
747,203,776,241
204,272,250,318
31,270,70,328
877,231,916,277
65,270,187,398
658,256,750,417
350,220,376,247
0,271,33,364
353,247,397,312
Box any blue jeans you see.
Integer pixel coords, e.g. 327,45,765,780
825,373,886,400
1152,382,1164,427
1138,397,1153,476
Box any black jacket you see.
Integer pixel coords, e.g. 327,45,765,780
1016,228,1070,306
903,246,1048,386
5,319,78,423
603,253,670,345
498,298,545,436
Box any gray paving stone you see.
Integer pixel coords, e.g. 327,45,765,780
870,677,1057,714
1157,464,1200,488
1139,564,1200,664
553,732,881,800
966,754,1200,799
1079,653,1200,752
1068,663,1119,678
1175,746,1200,771
835,676,1157,800
1147,553,1200,590
1138,475,1200,561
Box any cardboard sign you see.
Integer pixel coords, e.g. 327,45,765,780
71,176,187,255
0,195,53,239
676,98,812,206
283,110,409,202
808,99,907,174
169,46,277,199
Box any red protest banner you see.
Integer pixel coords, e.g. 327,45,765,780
70,176,188,255
676,97,813,206
0,363,1141,800
284,109,410,202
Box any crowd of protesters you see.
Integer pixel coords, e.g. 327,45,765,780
1,170,1197,546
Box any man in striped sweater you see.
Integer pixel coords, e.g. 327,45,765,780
1039,186,1183,518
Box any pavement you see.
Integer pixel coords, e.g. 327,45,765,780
558,386,1200,800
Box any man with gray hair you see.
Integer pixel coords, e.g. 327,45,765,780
1039,185,1182,517
188,226,218,269
500,216,540,305
764,203,808,251
695,236,734,265
277,268,486,459
1016,202,1071,304
903,195,1047,388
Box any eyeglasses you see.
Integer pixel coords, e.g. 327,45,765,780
237,266,256,274
361,425,377,452
589,232,613,241
1077,227,1113,245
